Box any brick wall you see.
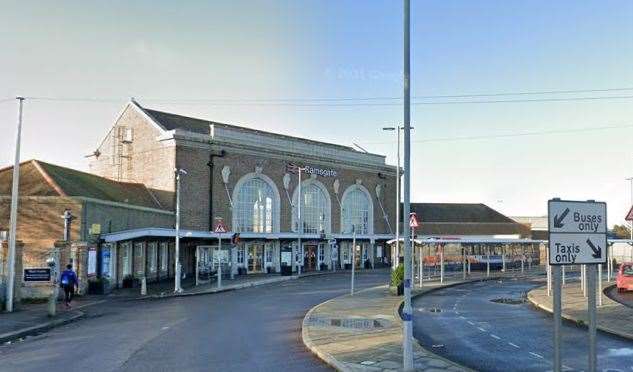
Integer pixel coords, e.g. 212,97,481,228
204,148,397,234
0,240,23,309
89,104,176,209
0,197,83,268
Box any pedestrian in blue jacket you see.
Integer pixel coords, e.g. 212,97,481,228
60,264,78,308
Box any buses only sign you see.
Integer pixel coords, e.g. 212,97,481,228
548,199,607,265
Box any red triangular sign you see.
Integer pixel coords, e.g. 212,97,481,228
214,221,227,233
626,206,633,221
409,213,420,228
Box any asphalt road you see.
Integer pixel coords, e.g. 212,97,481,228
0,270,389,372
605,284,633,308
413,278,633,372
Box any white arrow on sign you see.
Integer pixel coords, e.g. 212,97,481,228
549,233,607,265
548,200,606,234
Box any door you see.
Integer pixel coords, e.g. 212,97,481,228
304,245,318,272
248,244,264,273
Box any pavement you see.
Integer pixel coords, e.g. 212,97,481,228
528,280,633,340
300,272,510,371
414,278,633,371
0,270,390,371
0,270,341,345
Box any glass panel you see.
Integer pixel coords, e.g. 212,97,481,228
235,177,275,233
342,188,370,234
297,184,328,234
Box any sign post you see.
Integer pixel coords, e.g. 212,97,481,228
409,213,419,287
548,199,607,372
214,219,228,289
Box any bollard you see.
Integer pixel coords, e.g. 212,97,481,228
521,255,524,274
141,277,147,296
48,284,57,317
598,264,603,307
486,248,490,278
440,247,444,284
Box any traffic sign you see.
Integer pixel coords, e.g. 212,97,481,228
548,200,606,233
409,212,419,228
548,199,607,265
626,205,633,221
214,220,227,233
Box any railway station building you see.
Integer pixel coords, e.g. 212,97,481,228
88,100,398,284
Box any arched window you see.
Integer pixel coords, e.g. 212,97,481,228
341,185,373,234
293,181,331,234
234,176,278,233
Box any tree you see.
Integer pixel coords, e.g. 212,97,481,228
612,224,631,239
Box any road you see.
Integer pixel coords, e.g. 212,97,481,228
413,278,633,372
605,284,633,308
0,270,389,372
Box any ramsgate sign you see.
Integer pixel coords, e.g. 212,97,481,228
303,165,337,177
548,199,607,265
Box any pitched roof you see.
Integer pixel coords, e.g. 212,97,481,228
136,103,359,152
408,203,516,223
0,160,165,210
406,203,530,237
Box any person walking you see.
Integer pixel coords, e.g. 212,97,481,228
60,264,78,308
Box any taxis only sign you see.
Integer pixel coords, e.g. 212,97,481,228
548,199,607,265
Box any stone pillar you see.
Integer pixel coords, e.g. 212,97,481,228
70,242,89,295
1,240,24,309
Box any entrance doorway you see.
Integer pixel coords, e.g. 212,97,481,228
304,245,318,272
248,244,264,273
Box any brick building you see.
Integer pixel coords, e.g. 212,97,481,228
0,160,174,296
88,100,398,278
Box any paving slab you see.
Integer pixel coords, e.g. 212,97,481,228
528,281,633,340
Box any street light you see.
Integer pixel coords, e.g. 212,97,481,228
383,126,400,270
626,177,633,242
5,96,25,313
175,168,187,293
382,126,414,271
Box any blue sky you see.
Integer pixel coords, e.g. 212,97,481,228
2,0,633,225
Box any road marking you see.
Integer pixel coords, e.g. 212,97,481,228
477,327,487,332
508,342,520,349
490,334,501,340
459,316,466,320
529,352,544,359
467,321,475,325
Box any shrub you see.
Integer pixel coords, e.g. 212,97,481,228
391,264,404,287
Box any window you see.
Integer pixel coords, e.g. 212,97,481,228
134,243,144,275
265,245,273,263
318,245,325,263
234,177,276,233
122,242,132,276
342,187,371,234
342,246,350,263
160,242,168,271
148,243,157,272
237,247,245,264
295,183,329,234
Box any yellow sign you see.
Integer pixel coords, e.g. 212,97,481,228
90,223,101,235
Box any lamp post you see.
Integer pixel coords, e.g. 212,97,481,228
5,96,24,313
383,126,400,270
626,177,633,242
174,168,187,293
402,0,413,369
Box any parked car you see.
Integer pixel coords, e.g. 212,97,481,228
616,262,633,292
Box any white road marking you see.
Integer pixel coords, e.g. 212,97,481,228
477,327,487,332
490,334,501,340
508,342,520,349
459,316,466,320
467,321,475,325
529,352,544,359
